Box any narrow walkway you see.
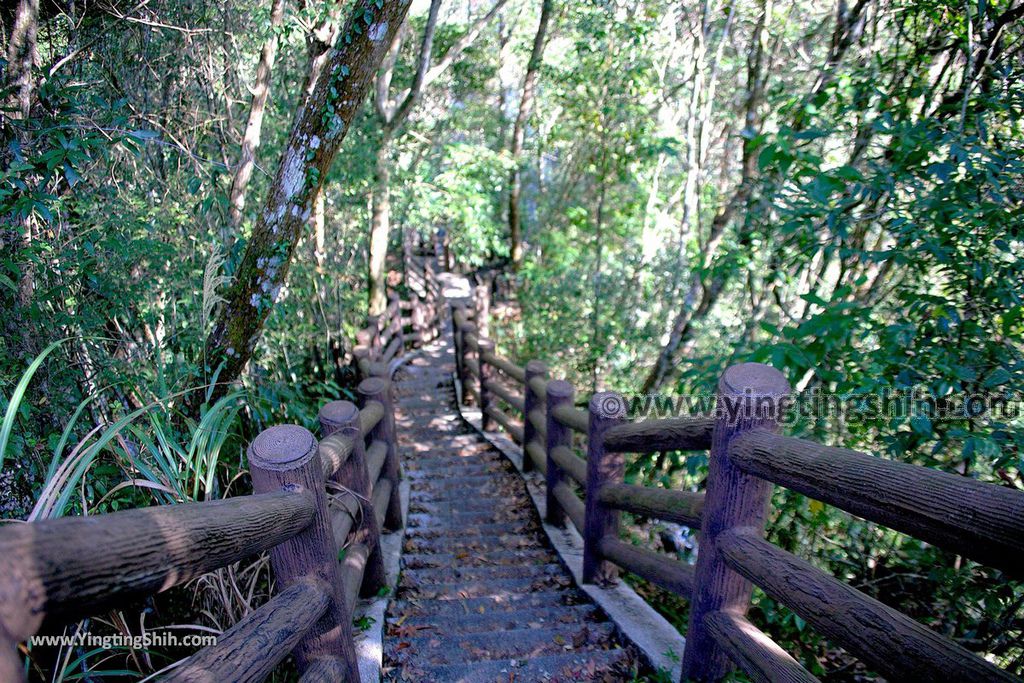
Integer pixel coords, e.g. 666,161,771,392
383,324,641,681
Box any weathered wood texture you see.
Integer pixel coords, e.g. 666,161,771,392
583,392,626,584
545,380,575,527
703,610,820,683
602,415,714,453
249,425,360,680
553,480,586,533
484,404,524,443
598,483,704,527
524,441,548,473
550,445,586,486
718,527,1018,683
319,400,386,597
358,377,403,531
730,431,1024,574
682,362,790,682
522,361,547,475
0,490,314,642
478,339,496,429
598,536,695,597
483,378,525,412
165,577,330,683
551,402,588,433
479,349,526,383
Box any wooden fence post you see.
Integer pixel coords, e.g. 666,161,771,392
358,377,403,531
452,303,466,389
474,282,490,338
681,362,790,682
318,400,387,597
249,425,360,680
522,361,547,473
582,392,626,584
478,339,495,431
462,322,478,406
545,380,574,527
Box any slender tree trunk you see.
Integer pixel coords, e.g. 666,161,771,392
508,0,554,270
641,0,773,394
227,0,286,232
4,0,39,358
199,0,413,409
6,0,39,305
368,135,393,315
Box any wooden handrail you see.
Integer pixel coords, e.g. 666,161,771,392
597,536,695,598
549,445,586,486
598,483,703,527
602,415,714,453
703,611,819,683
482,377,525,412
730,431,1024,574
0,491,315,641
551,402,588,432
718,527,1017,682
165,578,331,683
479,349,526,383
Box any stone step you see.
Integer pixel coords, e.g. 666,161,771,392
404,520,539,540
395,573,573,601
385,622,618,667
405,509,534,530
385,647,636,682
401,548,557,569
386,603,601,636
399,562,563,589
390,589,588,618
402,533,547,556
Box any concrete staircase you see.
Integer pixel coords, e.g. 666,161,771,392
383,334,641,682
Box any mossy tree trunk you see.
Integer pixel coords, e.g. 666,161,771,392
199,0,414,408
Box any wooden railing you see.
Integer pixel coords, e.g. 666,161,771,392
0,247,442,683
451,299,1024,683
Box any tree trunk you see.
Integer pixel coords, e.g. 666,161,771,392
368,136,392,316
641,0,773,394
227,0,286,232
199,0,413,409
4,0,40,358
508,0,554,270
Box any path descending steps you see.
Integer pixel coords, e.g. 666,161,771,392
383,326,642,682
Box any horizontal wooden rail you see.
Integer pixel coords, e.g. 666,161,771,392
0,491,315,640
703,611,819,683
484,404,523,443
365,439,387,486
372,479,393,530
552,479,585,532
527,408,546,440
718,527,1017,682
359,401,384,435
603,415,714,453
465,357,480,378
480,350,526,383
319,432,353,477
340,542,372,618
528,376,548,403
165,577,330,683
598,536,695,598
551,402,588,433
524,441,547,473
550,445,586,486
730,432,1024,574
483,378,525,412
598,483,703,527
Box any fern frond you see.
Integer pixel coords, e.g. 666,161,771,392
201,248,232,332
